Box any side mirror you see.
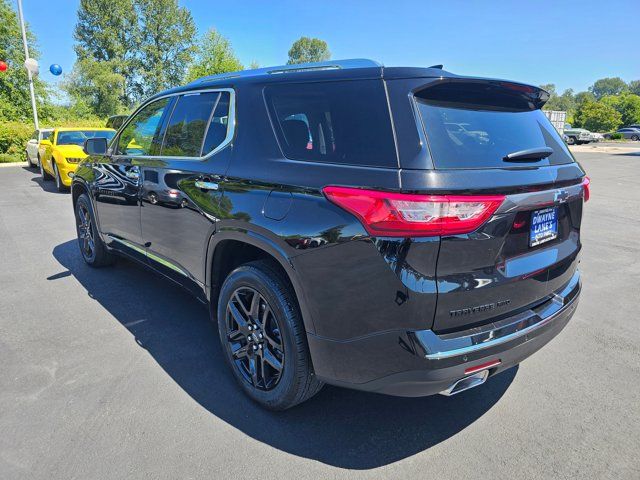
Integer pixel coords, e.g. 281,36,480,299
84,137,108,156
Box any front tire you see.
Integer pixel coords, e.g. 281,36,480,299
53,162,67,192
40,158,52,180
75,193,115,267
632,135,639,141
217,260,323,410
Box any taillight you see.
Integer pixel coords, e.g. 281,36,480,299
582,176,590,202
323,186,505,237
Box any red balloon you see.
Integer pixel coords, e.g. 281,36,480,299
0,61,7,72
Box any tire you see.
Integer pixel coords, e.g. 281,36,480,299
74,193,115,267
217,260,323,410
40,158,52,180
632,135,639,141
567,136,576,145
53,162,67,192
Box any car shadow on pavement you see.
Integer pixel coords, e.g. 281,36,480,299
27,168,68,194
53,239,516,470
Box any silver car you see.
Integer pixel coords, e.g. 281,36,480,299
604,127,640,141
25,128,53,168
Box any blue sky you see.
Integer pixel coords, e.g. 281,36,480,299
19,0,639,94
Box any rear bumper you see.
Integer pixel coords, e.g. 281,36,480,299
310,270,580,397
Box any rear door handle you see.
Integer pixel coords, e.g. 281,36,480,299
195,180,219,191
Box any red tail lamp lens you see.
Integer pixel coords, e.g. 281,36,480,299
582,176,590,202
323,186,505,237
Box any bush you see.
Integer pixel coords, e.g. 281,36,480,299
609,133,624,140
0,153,22,163
0,122,32,157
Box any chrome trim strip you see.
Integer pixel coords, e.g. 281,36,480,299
496,183,585,214
416,271,580,360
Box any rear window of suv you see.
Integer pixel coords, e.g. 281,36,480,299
415,81,574,169
265,80,397,168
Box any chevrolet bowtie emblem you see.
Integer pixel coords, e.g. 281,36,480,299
554,190,569,203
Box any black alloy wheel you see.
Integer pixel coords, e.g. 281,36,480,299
74,193,114,267
76,202,96,263
226,286,285,390
217,260,323,410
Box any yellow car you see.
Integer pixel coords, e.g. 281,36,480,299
39,128,116,192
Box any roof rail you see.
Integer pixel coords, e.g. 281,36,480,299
190,58,382,85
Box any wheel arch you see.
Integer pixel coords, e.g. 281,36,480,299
206,230,316,334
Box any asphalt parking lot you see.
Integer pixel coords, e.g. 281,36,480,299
1,150,639,479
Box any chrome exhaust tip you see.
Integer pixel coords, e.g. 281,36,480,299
439,370,489,396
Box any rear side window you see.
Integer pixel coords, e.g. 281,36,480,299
265,80,397,167
415,82,574,169
202,92,230,155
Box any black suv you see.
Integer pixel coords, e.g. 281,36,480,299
73,59,587,410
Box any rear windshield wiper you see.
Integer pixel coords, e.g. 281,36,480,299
503,147,553,162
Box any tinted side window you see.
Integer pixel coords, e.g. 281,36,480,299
117,98,170,156
162,92,220,157
265,80,397,167
202,92,230,155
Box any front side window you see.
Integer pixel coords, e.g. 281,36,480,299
117,98,170,156
162,92,221,157
265,80,397,167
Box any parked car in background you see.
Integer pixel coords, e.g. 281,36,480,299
106,115,129,130
563,125,593,145
589,132,604,142
72,60,587,410
603,127,640,141
39,128,116,192
25,128,53,168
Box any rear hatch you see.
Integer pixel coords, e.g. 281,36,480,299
401,78,586,333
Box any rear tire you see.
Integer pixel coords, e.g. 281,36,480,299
74,193,115,267
632,135,639,141
217,260,323,410
567,136,576,145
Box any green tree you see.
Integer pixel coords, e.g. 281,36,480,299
287,36,330,64
574,91,596,106
0,0,49,123
628,80,640,96
62,58,126,117
185,29,243,82
74,0,139,106
589,77,628,99
601,93,640,126
135,0,197,98
574,101,622,132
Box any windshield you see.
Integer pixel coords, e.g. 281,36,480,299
57,130,115,146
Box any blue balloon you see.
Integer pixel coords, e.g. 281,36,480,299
49,64,62,76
